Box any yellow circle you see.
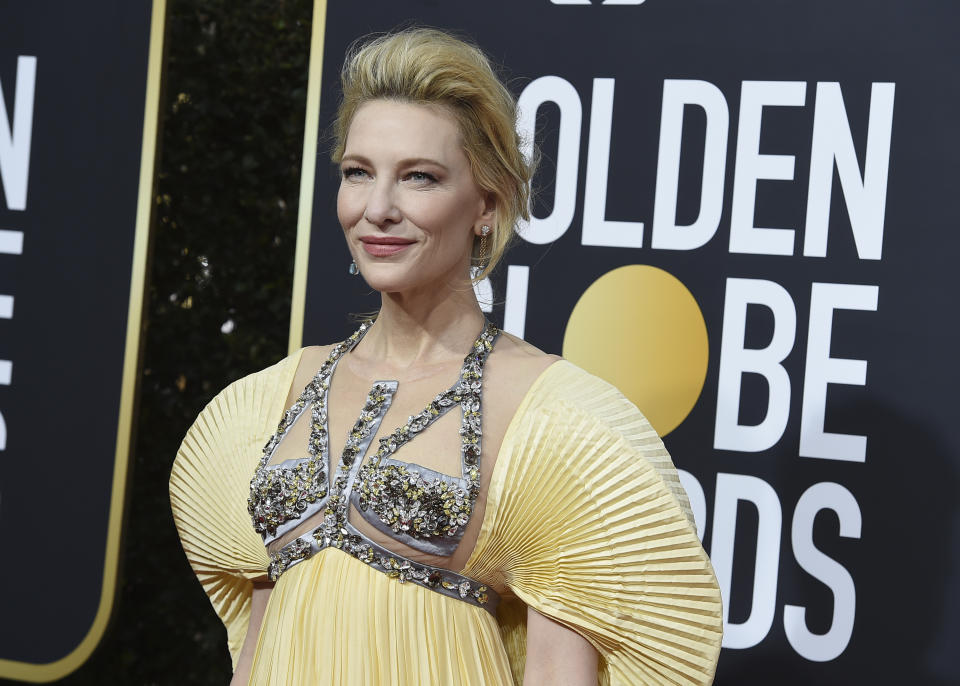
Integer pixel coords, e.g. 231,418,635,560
562,265,708,436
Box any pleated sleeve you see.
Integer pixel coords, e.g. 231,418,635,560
169,352,302,668
465,361,722,685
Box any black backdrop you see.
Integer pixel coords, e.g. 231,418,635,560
0,1,957,684
297,1,960,684
0,3,155,682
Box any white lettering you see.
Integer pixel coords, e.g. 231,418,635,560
715,278,796,452
804,82,895,260
0,229,24,254
729,81,807,255
582,78,645,248
652,79,729,250
0,228,19,453
516,76,582,244
712,472,783,649
784,482,861,661
799,283,878,461
0,56,37,211
503,265,529,338
472,275,493,313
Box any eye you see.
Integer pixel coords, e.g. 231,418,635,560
341,166,368,180
405,170,438,184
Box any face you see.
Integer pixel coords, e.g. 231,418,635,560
337,99,493,296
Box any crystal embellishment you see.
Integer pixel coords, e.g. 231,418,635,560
248,320,501,613
247,323,369,538
355,322,497,539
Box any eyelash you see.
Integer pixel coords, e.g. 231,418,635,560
340,167,438,183
406,170,437,183
341,166,367,179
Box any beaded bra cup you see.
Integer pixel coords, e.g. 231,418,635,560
247,320,501,612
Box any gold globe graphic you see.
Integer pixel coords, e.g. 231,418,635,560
562,265,709,436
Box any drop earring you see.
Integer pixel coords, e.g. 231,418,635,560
348,260,359,275
478,225,491,268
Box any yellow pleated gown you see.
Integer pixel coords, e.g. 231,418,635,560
170,351,723,685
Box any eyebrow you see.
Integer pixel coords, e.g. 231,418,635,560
339,154,449,172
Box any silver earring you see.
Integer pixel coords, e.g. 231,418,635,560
348,260,359,275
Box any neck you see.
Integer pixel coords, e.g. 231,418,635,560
359,279,486,369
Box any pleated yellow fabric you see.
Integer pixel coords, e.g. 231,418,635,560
170,355,722,685
249,549,515,684
463,361,723,685
170,352,303,668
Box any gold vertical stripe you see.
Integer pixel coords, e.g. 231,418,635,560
288,0,329,354
0,0,166,681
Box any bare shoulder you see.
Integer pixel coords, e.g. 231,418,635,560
284,343,338,406
494,330,562,365
486,331,563,405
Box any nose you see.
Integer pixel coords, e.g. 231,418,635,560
363,178,402,227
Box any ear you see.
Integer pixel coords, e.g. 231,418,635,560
475,192,497,234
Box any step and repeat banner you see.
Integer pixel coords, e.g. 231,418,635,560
294,1,958,683
0,2,163,682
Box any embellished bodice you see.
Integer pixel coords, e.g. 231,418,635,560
246,320,501,611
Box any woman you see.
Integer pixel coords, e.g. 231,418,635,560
170,28,722,685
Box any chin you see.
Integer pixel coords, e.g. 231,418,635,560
356,264,418,293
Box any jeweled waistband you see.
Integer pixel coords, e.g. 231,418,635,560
268,525,499,614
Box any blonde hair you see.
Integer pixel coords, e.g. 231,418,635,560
332,27,533,281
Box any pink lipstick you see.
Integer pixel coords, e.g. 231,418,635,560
359,236,415,257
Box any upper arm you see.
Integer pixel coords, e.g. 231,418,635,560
523,606,598,686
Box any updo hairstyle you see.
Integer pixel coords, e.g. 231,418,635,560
332,28,533,281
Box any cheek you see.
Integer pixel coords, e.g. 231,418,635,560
406,194,473,235
337,185,362,229
407,198,475,261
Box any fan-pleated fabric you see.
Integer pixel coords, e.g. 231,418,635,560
170,355,722,685
170,353,302,665
463,362,722,685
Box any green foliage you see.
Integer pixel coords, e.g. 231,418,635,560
13,2,311,683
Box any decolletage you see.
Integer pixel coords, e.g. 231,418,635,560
247,320,501,612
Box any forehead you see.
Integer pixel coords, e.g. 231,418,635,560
343,99,464,161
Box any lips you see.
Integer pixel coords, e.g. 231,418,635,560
359,235,415,257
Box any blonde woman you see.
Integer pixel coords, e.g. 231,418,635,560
171,28,722,686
